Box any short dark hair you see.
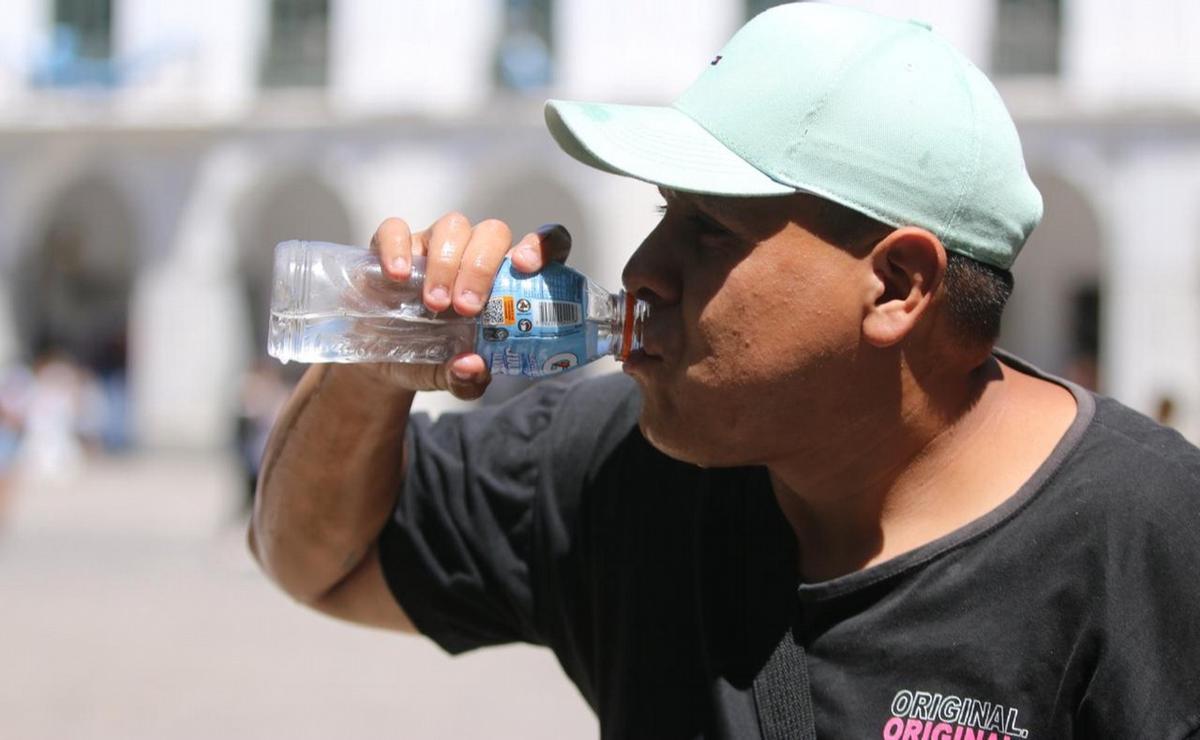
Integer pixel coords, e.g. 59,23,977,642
804,196,1014,346
941,251,1014,344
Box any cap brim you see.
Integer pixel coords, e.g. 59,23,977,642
545,99,794,197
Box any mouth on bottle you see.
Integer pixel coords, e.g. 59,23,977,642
616,292,648,362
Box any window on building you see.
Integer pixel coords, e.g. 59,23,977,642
53,0,112,61
746,0,799,22
495,0,554,92
992,0,1061,76
261,0,329,88
36,0,117,86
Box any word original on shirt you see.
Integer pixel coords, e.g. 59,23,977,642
881,689,1031,740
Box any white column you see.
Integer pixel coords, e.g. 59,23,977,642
0,0,44,113
331,0,501,116
555,0,741,101
1063,0,1200,107
1102,145,1200,441
116,0,263,119
130,145,258,449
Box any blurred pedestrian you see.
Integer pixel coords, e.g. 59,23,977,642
90,333,130,453
16,351,86,483
0,362,32,528
1155,394,1178,427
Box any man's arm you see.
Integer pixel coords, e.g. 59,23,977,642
248,362,419,630
248,215,572,631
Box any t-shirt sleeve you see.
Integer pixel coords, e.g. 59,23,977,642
376,373,640,655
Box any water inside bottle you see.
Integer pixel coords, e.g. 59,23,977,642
268,309,476,364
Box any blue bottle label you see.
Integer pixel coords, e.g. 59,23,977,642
476,258,589,377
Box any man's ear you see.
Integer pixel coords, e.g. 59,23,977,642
861,227,947,348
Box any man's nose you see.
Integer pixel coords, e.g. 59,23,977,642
621,229,680,307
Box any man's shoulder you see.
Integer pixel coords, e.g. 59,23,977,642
463,371,639,429
996,351,1200,501
557,371,640,411
1054,395,1200,727
1082,393,1200,489
538,371,647,468
1054,392,1200,550
543,372,641,439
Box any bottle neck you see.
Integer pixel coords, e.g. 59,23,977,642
610,291,647,361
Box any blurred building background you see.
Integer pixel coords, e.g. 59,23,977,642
0,0,1199,738
1,0,1199,448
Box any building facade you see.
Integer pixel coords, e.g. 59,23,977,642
1,0,1199,448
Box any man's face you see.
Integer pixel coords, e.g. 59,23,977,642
621,188,877,467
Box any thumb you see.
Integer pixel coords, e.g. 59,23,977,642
442,353,491,401
511,223,572,273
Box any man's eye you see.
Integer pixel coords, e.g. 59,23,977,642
656,202,731,238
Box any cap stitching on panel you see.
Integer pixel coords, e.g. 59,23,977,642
941,37,982,258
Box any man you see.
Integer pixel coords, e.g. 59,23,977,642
251,4,1200,738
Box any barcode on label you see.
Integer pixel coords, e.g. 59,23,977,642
537,301,581,326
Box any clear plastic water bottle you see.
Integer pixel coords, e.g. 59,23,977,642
267,240,648,377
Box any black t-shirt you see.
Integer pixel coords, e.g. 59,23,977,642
378,355,1200,739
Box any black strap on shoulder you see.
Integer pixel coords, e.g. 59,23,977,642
753,623,817,740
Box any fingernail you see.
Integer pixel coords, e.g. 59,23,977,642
428,285,449,304
459,289,481,310
451,364,473,381
519,244,538,262
390,256,408,272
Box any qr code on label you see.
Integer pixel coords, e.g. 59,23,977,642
482,298,506,326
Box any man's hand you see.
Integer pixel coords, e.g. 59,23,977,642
353,214,573,399
250,212,571,632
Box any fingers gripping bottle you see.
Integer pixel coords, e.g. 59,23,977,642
267,240,648,378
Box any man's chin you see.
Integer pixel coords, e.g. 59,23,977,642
636,414,725,469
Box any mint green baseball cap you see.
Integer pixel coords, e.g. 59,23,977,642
545,2,1042,269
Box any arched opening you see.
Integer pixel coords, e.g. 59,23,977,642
998,171,1104,389
12,173,138,452
233,169,354,506
237,169,355,364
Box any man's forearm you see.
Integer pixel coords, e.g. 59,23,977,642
250,363,415,604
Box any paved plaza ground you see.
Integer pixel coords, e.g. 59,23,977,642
0,454,596,740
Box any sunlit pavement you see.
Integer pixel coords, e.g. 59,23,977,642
0,454,596,740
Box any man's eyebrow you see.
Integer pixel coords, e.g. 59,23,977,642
659,187,734,221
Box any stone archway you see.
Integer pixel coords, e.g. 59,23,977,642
237,169,355,362
9,172,139,452
15,173,137,369
998,171,1104,389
